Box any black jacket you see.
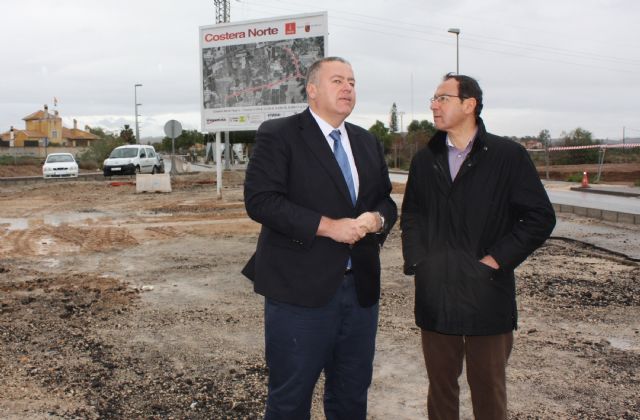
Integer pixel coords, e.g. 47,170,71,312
243,109,397,308
401,118,555,335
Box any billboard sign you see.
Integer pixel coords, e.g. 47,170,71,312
199,12,327,132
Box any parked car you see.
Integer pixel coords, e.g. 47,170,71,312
42,153,79,178
103,145,164,176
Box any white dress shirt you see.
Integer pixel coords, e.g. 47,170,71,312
309,109,360,200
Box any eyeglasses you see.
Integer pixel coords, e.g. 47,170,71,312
429,94,467,104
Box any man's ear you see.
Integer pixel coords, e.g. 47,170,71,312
306,83,317,100
463,97,477,116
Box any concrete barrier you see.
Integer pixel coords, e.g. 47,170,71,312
136,173,171,193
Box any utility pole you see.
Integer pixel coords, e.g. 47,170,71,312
214,0,230,24
213,0,231,196
134,83,143,144
214,0,232,169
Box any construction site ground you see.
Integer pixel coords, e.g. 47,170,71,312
0,169,639,419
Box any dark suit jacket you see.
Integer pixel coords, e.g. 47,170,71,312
242,108,397,308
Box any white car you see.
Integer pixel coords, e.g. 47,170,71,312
42,153,79,178
103,145,164,176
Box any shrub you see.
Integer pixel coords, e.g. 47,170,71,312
0,155,40,166
77,138,124,169
79,160,99,171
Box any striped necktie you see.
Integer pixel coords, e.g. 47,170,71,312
329,129,356,206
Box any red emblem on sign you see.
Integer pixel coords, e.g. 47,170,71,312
285,22,296,35
304,24,310,32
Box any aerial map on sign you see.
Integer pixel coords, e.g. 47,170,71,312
202,37,324,109
199,12,327,132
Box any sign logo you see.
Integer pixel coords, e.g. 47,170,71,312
285,22,296,35
305,24,310,32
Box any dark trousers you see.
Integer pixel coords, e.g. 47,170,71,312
421,330,514,420
264,274,378,420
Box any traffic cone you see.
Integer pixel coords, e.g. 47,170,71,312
581,171,589,188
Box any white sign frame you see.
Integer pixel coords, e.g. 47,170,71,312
199,12,328,132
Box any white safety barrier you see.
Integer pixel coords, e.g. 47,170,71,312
136,173,172,193
548,143,640,151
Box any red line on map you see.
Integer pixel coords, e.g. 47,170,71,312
224,47,304,100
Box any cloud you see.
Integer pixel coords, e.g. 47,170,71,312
1,0,639,140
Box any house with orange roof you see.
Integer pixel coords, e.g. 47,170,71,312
0,104,99,147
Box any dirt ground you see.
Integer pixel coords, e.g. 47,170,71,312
0,165,98,178
534,162,640,184
1,172,639,419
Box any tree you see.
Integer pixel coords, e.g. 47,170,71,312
407,120,421,133
560,127,599,164
563,127,595,146
119,125,135,144
397,119,437,168
389,103,398,133
538,129,551,148
368,120,391,152
537,129,552,175
159,129,204,153
77,127,124,169
408,119,436,137
88,126,116,141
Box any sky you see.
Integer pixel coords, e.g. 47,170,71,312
1,0,639,141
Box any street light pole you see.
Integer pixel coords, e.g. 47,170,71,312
448,28,460,74
134,83,143,144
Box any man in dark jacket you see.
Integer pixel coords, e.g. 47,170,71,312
401,73,555,420
243,57,397,419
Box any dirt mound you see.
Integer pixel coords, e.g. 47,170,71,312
0,164,44,177
536,163,640,183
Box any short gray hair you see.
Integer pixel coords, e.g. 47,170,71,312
306,56,351,86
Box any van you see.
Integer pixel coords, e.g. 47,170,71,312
103,145,164,176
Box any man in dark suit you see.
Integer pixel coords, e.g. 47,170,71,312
243,56,397,419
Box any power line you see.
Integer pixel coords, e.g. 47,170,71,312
235,0,640,73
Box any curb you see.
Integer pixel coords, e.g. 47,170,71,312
569,186,640,198
552,203,640,225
